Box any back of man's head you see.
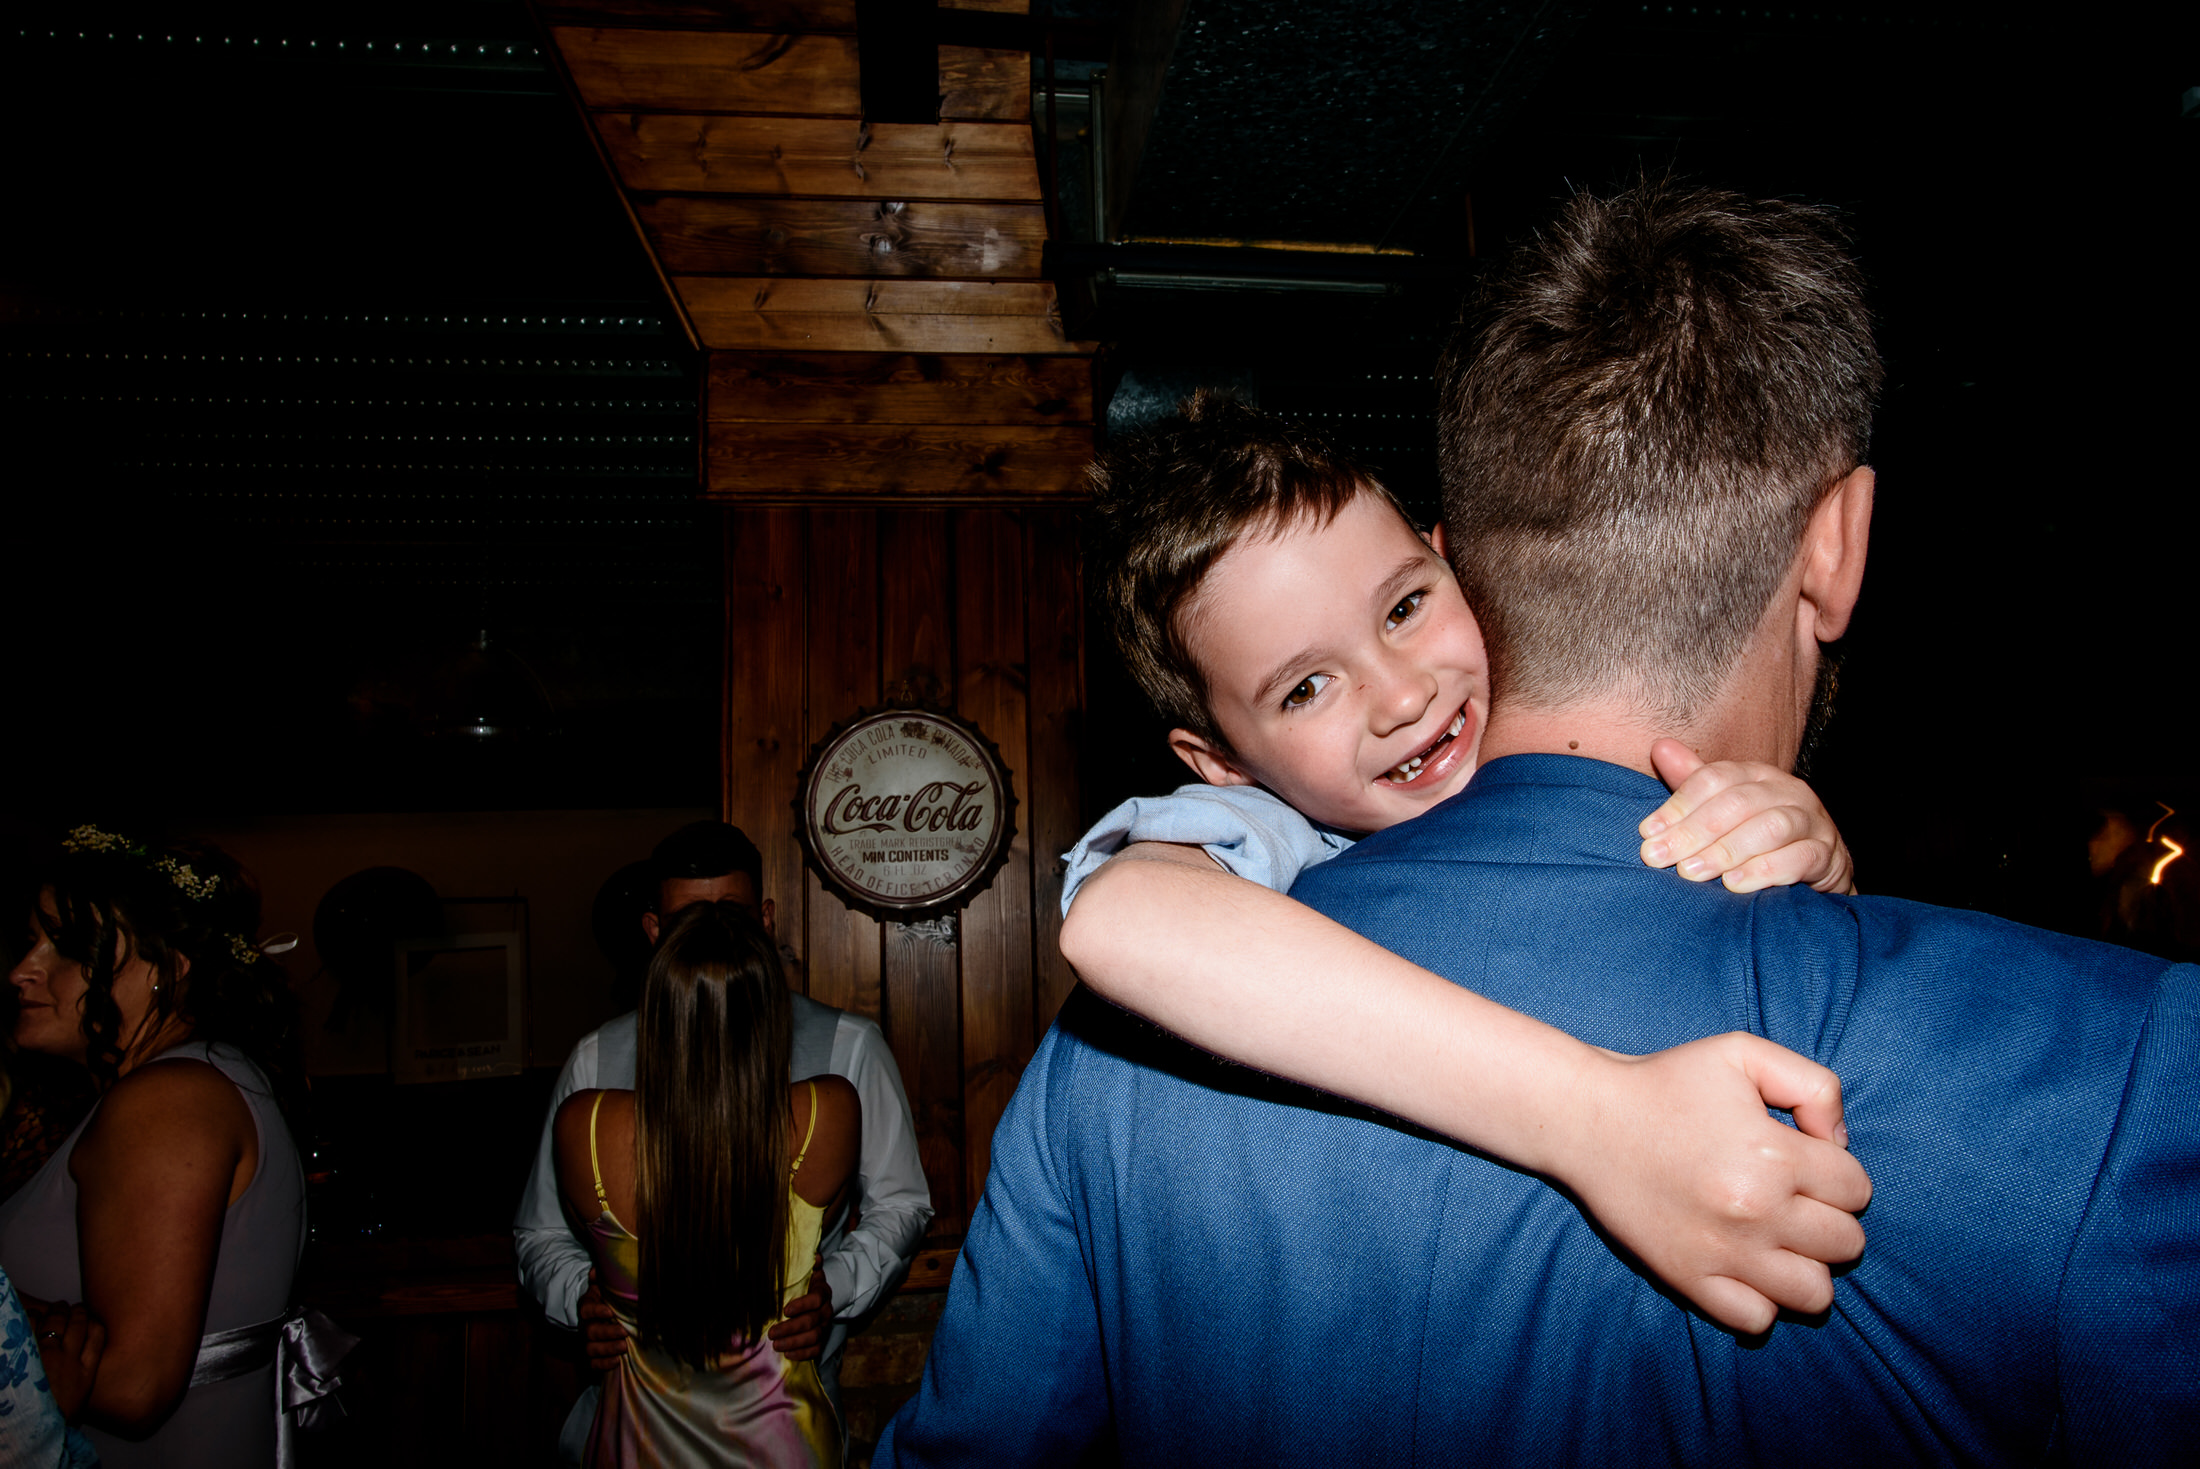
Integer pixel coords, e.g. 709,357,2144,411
1437,182,1882,722
650,820,764,907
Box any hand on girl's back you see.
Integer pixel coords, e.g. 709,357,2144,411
1638,738,1857,894
767,1260,832,1361
579,1273,626,1372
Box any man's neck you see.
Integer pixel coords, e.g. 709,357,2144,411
1475,579,1817,775
1477,683,1799,776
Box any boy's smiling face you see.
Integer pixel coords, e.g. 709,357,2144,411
1171,489,1490,835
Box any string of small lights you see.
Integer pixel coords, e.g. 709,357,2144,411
13,352,684,373
138,462,690,475
6,308,668,333
15,397,692,412
14,30,546,67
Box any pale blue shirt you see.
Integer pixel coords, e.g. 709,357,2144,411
1060,783,1356,914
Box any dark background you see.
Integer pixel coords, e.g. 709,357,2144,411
4,1,2193,945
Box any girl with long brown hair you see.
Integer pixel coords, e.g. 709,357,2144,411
555,899,860,1468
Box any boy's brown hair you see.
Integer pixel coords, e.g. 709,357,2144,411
1437,181,1882,722
1086,391,1414,748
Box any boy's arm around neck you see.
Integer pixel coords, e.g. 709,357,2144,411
1059,841,1872,1335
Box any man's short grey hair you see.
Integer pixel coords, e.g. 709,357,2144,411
1436,182,1883,721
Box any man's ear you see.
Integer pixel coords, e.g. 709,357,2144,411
1799,466,1873,643
760,896,776,939
1167,728,1258,788
1427,519,1449,561
640,911,661,945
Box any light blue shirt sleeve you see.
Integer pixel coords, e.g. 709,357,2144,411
1059,783,1355,916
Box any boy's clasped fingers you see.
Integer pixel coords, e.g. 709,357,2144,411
1791,1130,1873,1218
1640,739,1855,894
1734,1251,1838,1321
1661,807,1817,888
1706,1143,1865,1325
1778,1182,1870,1269
1582,1034,1870,1336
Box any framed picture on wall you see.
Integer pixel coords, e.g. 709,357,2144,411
391,929,526,1083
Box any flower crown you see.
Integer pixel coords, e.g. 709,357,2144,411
58,824,294,967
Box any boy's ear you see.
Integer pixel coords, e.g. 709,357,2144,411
1167,728,1259,788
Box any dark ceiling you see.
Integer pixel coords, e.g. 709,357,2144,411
2,1,2189,919
1129,0,1591,251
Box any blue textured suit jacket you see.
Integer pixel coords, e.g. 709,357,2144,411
880,756,2200,1466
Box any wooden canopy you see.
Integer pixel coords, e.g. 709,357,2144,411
535,0,1097,504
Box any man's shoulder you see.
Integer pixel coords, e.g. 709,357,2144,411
585,1010,637,1045
1018,990,1201,1114
1836,890,2173,985
557,1010,635,1076
791,992,908,1091
790,990,883,1047
1292,787,1495,888
1730,888,2179,1102
1035,988,1388,1136
791,989,844,1025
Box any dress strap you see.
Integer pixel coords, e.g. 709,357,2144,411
790,1079,818,1178
587,1091,611,1211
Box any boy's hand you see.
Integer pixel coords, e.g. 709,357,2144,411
1639,738,1856,894
1568,1034,1872,1335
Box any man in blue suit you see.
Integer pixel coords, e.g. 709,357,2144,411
879,185,2199,1465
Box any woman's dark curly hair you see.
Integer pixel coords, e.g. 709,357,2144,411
31,830,302,1120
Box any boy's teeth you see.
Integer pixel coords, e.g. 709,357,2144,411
1386,708,1469,785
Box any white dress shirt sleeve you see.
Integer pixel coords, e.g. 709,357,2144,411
1058,782,1357,915
820,1014,935,1322
513,1029,599,1329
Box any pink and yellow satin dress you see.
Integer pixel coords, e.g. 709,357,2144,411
581,1085,842,1469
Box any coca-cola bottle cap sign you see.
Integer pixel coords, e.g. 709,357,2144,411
795,707,1017,920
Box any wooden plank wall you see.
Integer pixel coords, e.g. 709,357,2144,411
706,352,1092,501
541,0,1096,1237
723,505,1084,1234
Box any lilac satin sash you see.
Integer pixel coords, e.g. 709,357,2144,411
189,1309,359,1468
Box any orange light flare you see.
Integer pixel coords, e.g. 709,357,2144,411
2146,802,2185,887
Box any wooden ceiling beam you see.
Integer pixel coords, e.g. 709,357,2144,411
531,0,1094,507
639,196,1047,278
707,352,1091,424
540,0,1030,34
595,117,1042,201
702,350,1092,502
555,28,1026,122
540,1,863,31
554,27,862,113
705,422,1091,501
675,277,1086,355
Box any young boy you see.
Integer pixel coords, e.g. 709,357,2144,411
1058,393,1870,1333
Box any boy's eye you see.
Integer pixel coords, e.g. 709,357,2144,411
1283,673,1333,709
1386,590,1426,631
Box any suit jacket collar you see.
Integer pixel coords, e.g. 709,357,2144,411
1354,753,1672,871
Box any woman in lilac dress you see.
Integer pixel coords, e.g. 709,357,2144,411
553,901,860,1468
0,829,305,1468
